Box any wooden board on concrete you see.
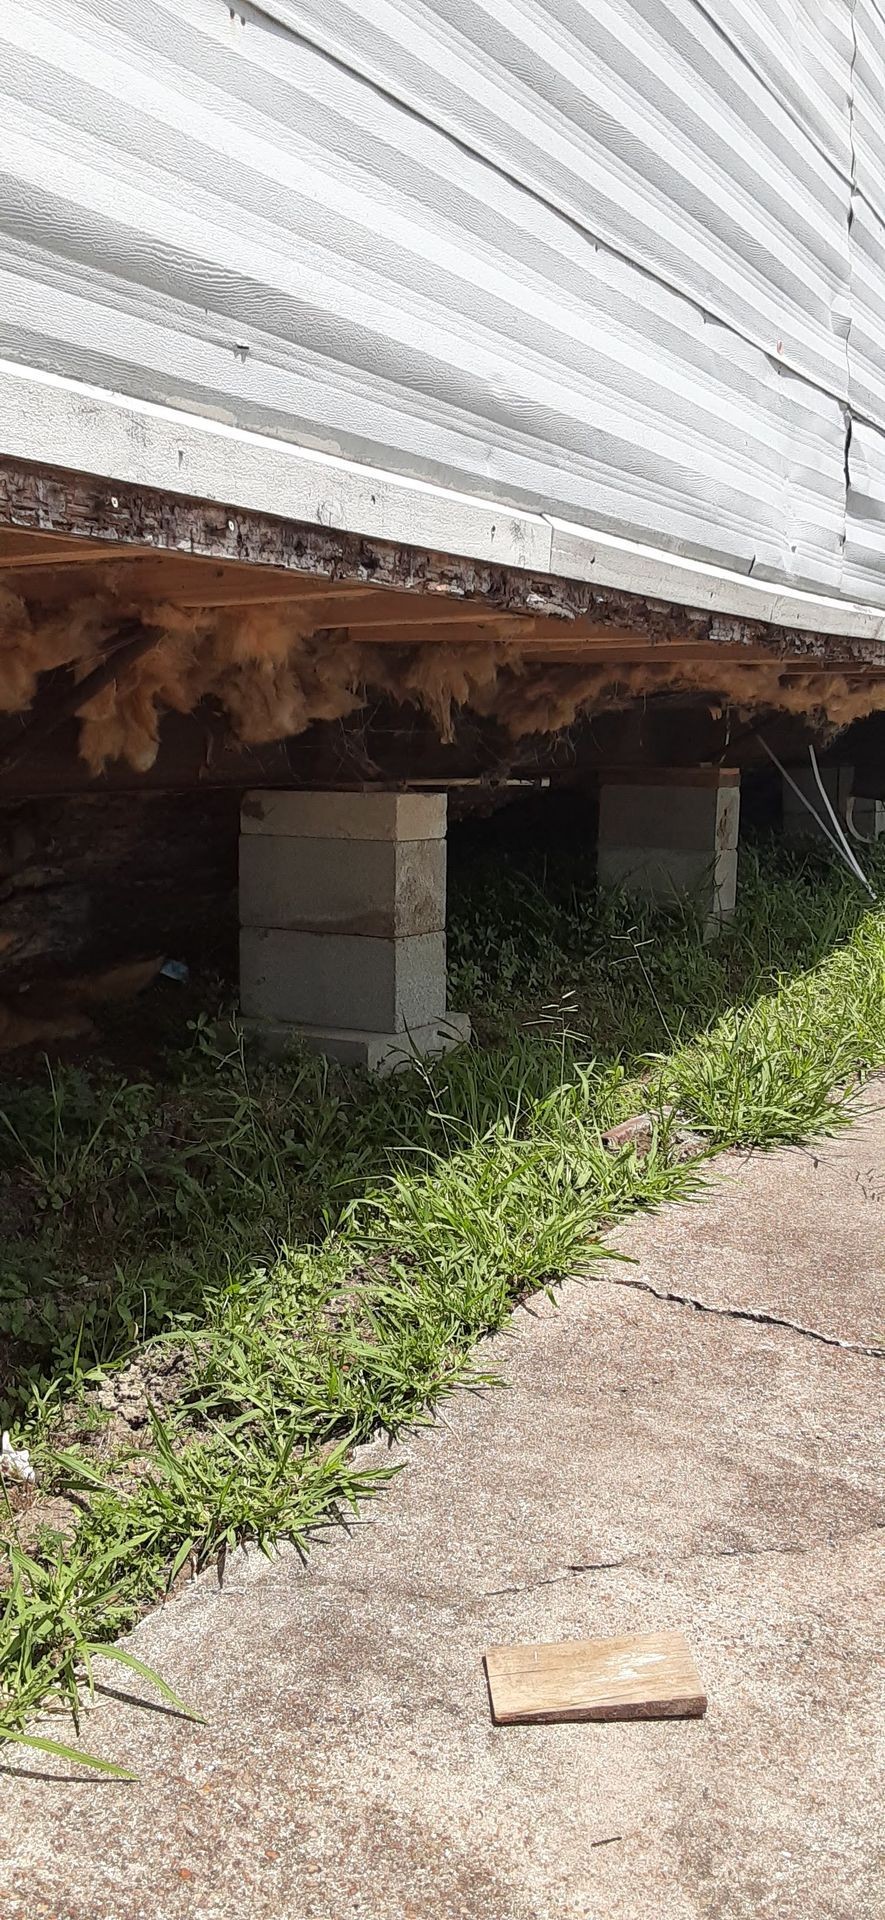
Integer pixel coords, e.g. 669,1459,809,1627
484,1630,706,1725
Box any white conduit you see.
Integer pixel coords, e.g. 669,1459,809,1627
756,736,877,900
807,745,877,898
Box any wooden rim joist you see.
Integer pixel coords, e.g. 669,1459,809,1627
0,456,884,796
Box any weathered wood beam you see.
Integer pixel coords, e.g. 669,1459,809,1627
2,455,884,669
39,570,498,623
342,619,654,646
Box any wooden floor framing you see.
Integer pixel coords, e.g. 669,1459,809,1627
0,454,884,796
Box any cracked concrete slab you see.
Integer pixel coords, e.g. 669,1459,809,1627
607,1080,885,1349
2,1104,884,1920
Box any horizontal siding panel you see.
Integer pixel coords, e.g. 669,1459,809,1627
0,0,878,605
843,1,885,596
848,2,885,431
257,0,853,389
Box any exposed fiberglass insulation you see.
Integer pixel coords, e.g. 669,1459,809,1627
1,586,884,774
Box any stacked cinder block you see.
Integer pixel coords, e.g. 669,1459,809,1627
239,790,468,1070
597,769,741,931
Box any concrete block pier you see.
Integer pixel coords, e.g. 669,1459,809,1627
597,767,741,931
239,790,468,1069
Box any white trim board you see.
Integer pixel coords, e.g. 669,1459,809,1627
1,359,885,646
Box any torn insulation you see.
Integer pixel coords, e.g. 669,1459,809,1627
1,585,884,775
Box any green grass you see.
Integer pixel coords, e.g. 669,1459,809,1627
2,835,885,1770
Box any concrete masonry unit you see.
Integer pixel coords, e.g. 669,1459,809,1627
236,774,756,1066
239,789,469,1072
598,769,741,933
236,764,882,1067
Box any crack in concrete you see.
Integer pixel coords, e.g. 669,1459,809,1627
593,1271,884,1357
485,1522,884,1597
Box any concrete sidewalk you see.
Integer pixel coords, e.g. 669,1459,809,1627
3,1096,884,1920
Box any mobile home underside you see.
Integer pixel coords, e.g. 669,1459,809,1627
3,1,885,1051
0,446,884,1061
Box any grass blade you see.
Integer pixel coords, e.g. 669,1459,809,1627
86,1644,205,1722
0,1727,137,1779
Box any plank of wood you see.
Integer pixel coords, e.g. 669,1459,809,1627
0,540,131,570
484,1630,706,1725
